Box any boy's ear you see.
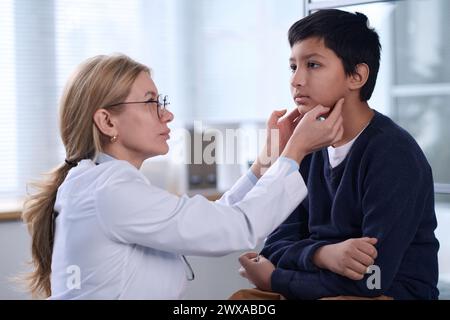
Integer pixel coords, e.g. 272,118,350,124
348,63,369,90
93,108,118,138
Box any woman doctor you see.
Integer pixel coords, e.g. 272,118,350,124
22,54,343,299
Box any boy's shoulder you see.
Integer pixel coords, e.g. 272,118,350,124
360,110,430,169
366,110,418,148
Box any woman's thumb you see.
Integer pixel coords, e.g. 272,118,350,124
308,105,330,119
268,109,287,126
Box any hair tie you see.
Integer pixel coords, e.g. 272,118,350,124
64,159,78,167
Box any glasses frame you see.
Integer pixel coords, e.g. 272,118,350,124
105,94,170,119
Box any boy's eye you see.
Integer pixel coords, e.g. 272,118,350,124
289,64,297,73
307,62,321,69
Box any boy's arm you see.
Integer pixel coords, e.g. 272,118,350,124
270,141,437,299
261,204,377,276
260,205,310,265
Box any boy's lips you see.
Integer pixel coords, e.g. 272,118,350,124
294,95,310,105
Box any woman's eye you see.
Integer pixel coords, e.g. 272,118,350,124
307,62,320,69
289,64,297,73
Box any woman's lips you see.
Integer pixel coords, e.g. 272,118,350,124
160,130,171,140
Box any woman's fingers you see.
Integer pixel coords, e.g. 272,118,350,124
330,118,344,143
267,109,287,127
285,108,301,122
326,98,345,124
306,105,331,120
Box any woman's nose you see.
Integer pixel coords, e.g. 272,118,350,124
162,110,174,123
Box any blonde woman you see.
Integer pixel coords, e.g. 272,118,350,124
22,54,343,299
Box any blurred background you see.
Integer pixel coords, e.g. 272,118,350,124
0,0,449,299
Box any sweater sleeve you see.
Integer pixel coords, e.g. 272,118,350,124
260,205,330,271
271,139,437,299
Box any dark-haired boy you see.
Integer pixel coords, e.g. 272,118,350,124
239,9,439,300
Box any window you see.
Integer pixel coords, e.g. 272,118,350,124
0,0,182,209
191,0,302,122
0,0,17,209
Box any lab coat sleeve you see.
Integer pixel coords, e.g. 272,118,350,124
218,157,300,206
216,170,258,206
94,159,307,256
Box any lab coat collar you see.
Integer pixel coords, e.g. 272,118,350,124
95,152,116,165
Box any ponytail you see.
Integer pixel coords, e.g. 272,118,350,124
22,163,73,297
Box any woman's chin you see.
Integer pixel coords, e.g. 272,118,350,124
144,145,169,158
158,144,170,155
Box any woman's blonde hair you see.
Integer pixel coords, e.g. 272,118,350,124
22,54,149,297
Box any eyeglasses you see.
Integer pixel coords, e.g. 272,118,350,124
105,94,170,119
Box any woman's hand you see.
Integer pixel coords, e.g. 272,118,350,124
312,237,378,280
251,108,302,178
238,252,275,292
282,98,344,164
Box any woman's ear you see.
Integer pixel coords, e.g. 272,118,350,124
93,108,117,138
348,63,369,90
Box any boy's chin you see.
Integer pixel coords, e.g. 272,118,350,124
297,104,316,115
297,100,339,114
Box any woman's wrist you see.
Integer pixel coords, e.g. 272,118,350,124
280,146,305,165
250,161,263,179
251,157,272,179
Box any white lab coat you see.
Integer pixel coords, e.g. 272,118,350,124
50,155,306,299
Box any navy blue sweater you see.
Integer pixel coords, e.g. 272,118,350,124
261,110,439,300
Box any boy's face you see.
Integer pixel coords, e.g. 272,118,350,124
290,37,349,115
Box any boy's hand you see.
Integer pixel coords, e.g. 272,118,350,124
312,237,378,280
238,252,275,292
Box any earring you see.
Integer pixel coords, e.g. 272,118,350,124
110,135,117,143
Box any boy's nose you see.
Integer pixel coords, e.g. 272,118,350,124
291,69,306,87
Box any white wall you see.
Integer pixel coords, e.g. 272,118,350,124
0,221,31,299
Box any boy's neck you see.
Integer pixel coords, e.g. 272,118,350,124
333,96,374,147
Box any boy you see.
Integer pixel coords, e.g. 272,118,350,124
239,9,439,300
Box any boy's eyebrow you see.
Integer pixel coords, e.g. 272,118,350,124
303,53,325,59
290,53,326,61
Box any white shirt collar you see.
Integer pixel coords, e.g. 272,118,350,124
327,123,369,168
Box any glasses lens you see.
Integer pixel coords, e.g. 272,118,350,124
157,95,169,118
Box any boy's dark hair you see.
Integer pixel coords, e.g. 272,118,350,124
288,9,381,101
